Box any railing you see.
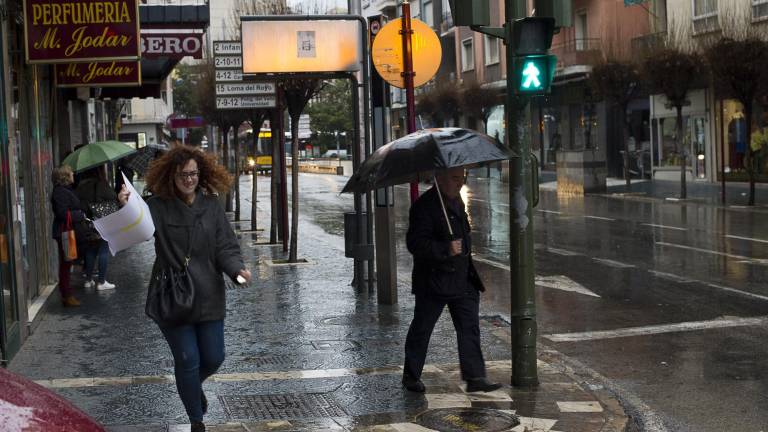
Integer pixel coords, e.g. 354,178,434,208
549,38,602,69
440,11,453,33
122,100,171,124
631,32,667,56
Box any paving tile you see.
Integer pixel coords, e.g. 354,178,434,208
556,401,604,413
425,393,472,409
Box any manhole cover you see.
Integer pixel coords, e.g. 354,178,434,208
415,408,519,432
240,355,291,367
220,393,347,420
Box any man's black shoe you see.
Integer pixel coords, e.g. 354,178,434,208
466,377,503,393
191,421,206,432
402,376,426,393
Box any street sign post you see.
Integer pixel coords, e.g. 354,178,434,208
212,40,276,109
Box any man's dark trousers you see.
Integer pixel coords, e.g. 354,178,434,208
404,288,486,381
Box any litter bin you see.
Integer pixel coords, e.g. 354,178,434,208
344,212,374,260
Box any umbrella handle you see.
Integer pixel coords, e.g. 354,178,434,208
433,176,454,238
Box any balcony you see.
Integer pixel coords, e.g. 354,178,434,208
631,32,667,57
549,38,602,71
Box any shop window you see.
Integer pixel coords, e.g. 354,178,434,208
754,0,768,20
461,38,474,71
657,116,692,167
692,0,719,34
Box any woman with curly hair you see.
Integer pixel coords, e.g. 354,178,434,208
144,145,251,432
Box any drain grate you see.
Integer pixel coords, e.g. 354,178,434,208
220,393,347,420
240,355,291,367
415,408,519,432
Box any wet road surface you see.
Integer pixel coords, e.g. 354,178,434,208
290,172,768,432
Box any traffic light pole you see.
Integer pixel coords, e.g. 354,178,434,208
467,0,539,387
505,0,539,388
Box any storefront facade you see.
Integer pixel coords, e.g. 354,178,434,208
0,5,58,364
649,89,715,182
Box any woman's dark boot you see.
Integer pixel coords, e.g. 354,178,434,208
191,421,205,432
201,391,208,415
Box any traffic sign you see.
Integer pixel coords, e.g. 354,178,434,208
216,95,276,109
214,56,243,69
213,41,242,55
215,69,243,82
371,18,441,89
216,82,275,96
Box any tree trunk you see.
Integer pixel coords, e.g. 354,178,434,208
676,106,686,199
289,114,300,262
622,106,630,190
746,101,755,206
234,126,241,221
270,113,279,243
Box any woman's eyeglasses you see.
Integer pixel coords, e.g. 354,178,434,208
176,171,199,180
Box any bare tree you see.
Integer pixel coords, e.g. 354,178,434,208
280,78,322,262
460,80,501,131
706,38,768,205
589,60,642,189
643,49,704,199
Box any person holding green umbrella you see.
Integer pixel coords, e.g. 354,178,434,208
62,140,137,174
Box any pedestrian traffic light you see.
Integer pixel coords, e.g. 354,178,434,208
513,55,556,94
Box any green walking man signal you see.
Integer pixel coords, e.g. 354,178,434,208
513,54,556,94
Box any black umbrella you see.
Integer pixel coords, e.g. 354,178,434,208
122,143,169,174
341,127,511,236
341,128,511,194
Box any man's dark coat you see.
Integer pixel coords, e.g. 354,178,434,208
406,187,484,298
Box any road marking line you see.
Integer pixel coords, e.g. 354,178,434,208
546,247,581,256
584,215,615,221
35,360,518,390
543,316,768,342
592,258,635,269
706,283,768,302
473,255,510,270
538,209,562,215
473,256,600,297
642,223,687,231
655,241,768,265
648,270,694,283
725,234,768,244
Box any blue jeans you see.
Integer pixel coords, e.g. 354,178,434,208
160,320,225,422
84,240,109,283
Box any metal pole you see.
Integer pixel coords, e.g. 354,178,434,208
401,0,419,203
352,75,365,290
506,0,538,387
720,99,726,204
278,91,289,253
362,23,376,293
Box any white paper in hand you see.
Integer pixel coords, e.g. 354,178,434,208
93,173,155,256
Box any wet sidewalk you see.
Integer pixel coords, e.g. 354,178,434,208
9,180,628,432
540,171,768,211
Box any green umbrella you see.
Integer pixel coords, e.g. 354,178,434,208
61,140,137,173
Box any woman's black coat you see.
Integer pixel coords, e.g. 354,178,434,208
50,184,87,240
147,190,244,326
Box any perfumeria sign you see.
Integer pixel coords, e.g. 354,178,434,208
23,0,141,64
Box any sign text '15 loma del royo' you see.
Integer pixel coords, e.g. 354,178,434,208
23,0,141,64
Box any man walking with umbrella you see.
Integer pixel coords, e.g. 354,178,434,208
402,167,502,393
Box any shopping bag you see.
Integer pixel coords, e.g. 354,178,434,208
62,210,78,262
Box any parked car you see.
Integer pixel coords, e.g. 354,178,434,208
0,366,105,431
